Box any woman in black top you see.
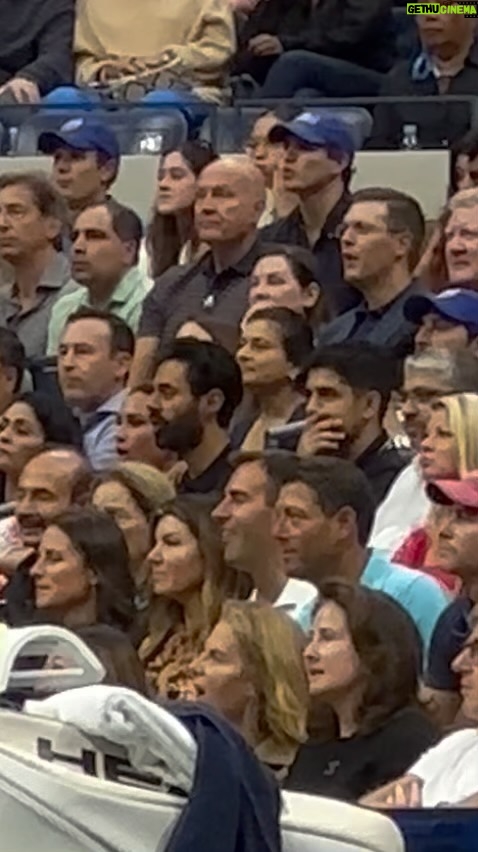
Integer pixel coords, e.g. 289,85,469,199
286,580,439,801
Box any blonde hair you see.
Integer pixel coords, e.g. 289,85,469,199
96,461,175,517
221,600,308,755
448,187,478,213
435,393,478,476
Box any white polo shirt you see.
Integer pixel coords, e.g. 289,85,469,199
250,578,317,631
411,728,478,806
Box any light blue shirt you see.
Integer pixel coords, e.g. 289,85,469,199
361,550,449,655
78,390,125,472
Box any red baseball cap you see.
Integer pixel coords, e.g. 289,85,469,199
427,475,478,509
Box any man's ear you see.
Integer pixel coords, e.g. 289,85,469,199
200,388,225,420
363,389,381,423
99,157,118,188
114,351,133,381
4,365,18,394
333,505,357,545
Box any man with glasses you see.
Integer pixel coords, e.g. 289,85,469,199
370,349,478,552
321,187,425,354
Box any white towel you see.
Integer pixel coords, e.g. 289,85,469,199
24,684,197,792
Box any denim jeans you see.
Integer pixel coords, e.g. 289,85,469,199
260,50,384,98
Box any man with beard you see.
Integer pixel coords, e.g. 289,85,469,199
1,446,92,625
151,339,243,495
297,342,408,504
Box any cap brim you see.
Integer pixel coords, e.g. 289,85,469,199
427,479,478,509
38,131,89,155
268,123,326,148
403,294,436,324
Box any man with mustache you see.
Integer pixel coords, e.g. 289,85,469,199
151,338,243,495
2,446,92,625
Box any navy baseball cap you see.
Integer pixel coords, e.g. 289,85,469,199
268,112,356,159
404,288,478,334
38,117,120,160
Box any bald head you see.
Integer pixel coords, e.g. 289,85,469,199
195,157,265,245
16,448,92,548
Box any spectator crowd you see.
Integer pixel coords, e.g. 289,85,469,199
0,0,478,825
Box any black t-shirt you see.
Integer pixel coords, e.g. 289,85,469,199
286,707,438,801
178,444,232,496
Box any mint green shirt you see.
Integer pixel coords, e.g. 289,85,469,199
47,266,148,355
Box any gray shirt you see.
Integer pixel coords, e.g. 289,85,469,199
0,253,75,359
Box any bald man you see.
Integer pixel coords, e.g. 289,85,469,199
130,158,266,384
2,447,93,625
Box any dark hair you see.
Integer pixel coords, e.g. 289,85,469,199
450,128,478,194
305,342,402,420
317,580,422,735
350,187,425,271
148,140,218,277
0,171,67,223
148,494,250,641
105,199,143,265
255,243,319,291
14,391,83,449
77,624,147,693
229,450,285,508
244,306,313,369
65,307,135,356
0,328,25,393
158,339,243,428
51,507,135,632
270,454,376,547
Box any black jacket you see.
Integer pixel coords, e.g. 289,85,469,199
368,41,478,149
0,0,74,94
278,0,396,73
238,0,309,46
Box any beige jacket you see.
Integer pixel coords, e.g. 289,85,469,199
75,0,235,102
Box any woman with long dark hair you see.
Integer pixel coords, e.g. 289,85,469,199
147,141,217,278
287,580,438,801
31,507,135,633
140,495,249,699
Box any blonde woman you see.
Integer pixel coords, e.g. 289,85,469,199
192,600,309,776
394,392,478,591
140,496,249,699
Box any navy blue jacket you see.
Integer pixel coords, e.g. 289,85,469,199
165,703,282,852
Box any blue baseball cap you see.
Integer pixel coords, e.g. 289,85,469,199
268,112,356,159
404,287,478,334
38,117,120,160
